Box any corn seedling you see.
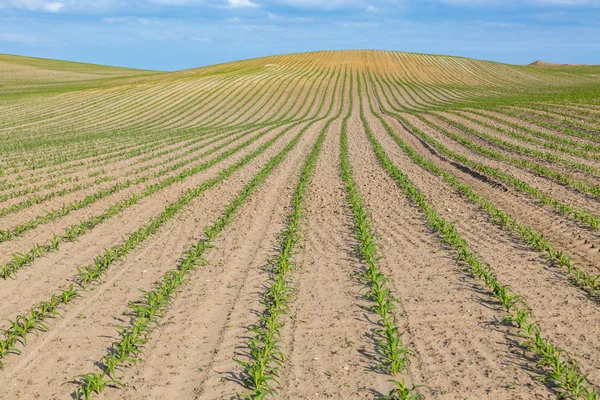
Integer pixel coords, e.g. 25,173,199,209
360,72,600,398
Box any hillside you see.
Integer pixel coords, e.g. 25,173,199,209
1,50,600,399
530,59,589,67
0,53,160,96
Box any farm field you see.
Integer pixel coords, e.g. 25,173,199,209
1,49,600,399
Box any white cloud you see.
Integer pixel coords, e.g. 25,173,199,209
0,32,36,42
102,16,150,24
228,0,257,7
0,0,64,12
271,0,361,9
45,1,62,11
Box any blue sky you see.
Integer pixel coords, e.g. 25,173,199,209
0,0,599,71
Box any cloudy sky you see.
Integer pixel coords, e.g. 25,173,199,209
0,0,598,71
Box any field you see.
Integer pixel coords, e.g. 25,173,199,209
1,50,600,399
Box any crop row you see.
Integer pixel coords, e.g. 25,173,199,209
0,124,278,279
359,73,600,399
342,76,420,399
74,108,320,400
0,117,305,368
366,82,600,301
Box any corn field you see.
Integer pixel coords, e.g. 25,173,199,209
1,50,600,399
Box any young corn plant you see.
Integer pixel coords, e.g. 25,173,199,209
237,71,343,399
75,372,123,400
70,91,337,398
383,379,425,400
0,122,305,369
366,80,600,301
340,76,415,380
359,73,600,399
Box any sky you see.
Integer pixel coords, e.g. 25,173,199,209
0,0,599,71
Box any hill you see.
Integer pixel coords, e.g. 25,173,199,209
2,49,600,124
0,53,160,94
1,50,600,399
529,59,589,66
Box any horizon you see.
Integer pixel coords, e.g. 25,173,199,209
0,0,598,71
3,48,585,72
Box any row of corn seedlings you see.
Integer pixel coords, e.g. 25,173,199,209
1,65,294,186
0,173,114,211
364,83,600,298
521,104,600,129
235,92,334,400
451,111,600,163
4,123,207,182
0,67,320,237
16,124,206,173
0,174,114,204
0,178,132,243
72,112,321,400
501,107,600,140
1,59,317,180
373,74,600,200
0,125,277,279
359,75,600,400
0,74,328,279
369,81,600,241
128,126,246,175
1,127,172,176
234,70,342,399
0,126,247,237
417,115,600,198
0,174,56,194
434,113,600,177
464,109,600,153
20,88,269,175
0,120,304,368
341,77,421,400
0,167,90,195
